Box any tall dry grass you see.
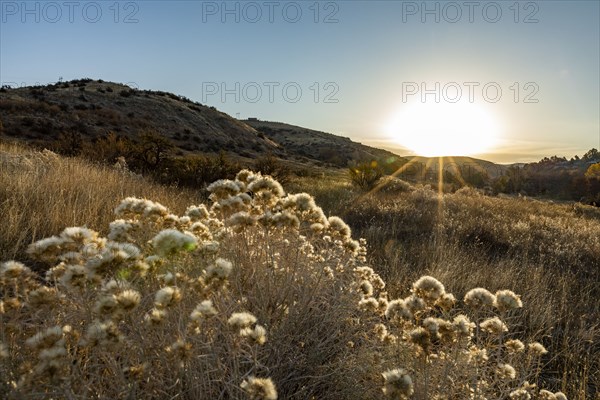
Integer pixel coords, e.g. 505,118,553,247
0,141,201,266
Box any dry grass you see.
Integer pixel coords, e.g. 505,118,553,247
0,141,201,266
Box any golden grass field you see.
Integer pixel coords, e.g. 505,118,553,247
1,142,598,399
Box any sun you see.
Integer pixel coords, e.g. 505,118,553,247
385,100,500,157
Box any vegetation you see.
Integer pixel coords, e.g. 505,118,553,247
349,161,384,190
1,80,598,206
1,144,598,399
253,153,291,184
489,150,600,204
0,141,201,266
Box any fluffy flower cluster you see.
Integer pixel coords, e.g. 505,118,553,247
382,368,414,399
240,376,278,400
151,229,197,256
364,276,561,399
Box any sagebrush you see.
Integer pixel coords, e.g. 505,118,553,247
1,167,570,399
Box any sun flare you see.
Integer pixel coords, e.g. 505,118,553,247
385,101,501,157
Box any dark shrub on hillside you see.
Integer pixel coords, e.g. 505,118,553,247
254,153,290,183
165,152,241,189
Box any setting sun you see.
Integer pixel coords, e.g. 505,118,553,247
385,101,501,157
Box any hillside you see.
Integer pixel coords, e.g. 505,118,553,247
1,79,596,200
243,119,406,167
0,79,407,169
406,155,509,178
0,79,276,159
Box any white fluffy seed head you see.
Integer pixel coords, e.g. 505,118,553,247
464,288,496,308
528,342,548,356
190,300,218,321
154,287,181,308
509,389,531,400
240,376,278,400
205,258,233,280
382,368,414,399
151,229,197,256
480,317,508,335
496,363,517,380
412,276,445,301
385,299,413,320
494,290,523,311
228,312,257,329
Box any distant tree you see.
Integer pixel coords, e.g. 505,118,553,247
379,156,409,176
84,131,130,163
492,175,509,194
502,166,525,193
583,148,599,161
166,152,240,188
456,164,490,188
132,130,174,170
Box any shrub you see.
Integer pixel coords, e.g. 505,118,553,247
253,153,290,184
349,161,384,190
166,152,240,188
1,170,372,399
127,130,174,171
376,176,414,195
363,276,564,399
0,170,567,399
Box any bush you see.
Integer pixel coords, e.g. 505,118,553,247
349,161,384,190
119,89,135,98
253,153,290,184
364,276,565,399
376,176,414,195
0,170,568,399
166,152,240,188
0,171,372,399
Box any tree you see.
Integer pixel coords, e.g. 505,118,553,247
132,130,174,170
56,130,83,156
166,151,240,188
84,131,130,163
582,148,599,161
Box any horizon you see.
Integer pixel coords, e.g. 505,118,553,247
1,1,599,163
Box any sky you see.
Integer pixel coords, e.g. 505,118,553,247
1,0,599,163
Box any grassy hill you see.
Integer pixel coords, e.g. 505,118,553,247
243,119,407,168
0,79,275,158
0,79,408,169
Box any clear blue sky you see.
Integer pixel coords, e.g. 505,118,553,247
1,0,598,162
